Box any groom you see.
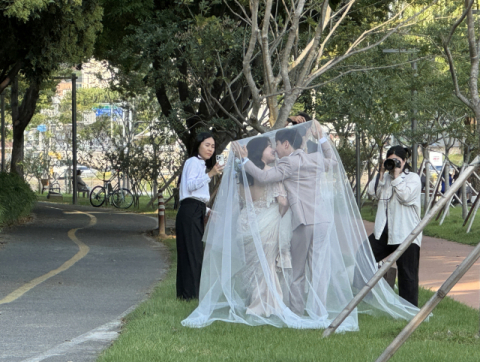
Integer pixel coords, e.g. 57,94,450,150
232,122,336,315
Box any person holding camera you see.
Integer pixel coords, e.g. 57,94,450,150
367,145,422,306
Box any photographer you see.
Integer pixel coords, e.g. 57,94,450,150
367,146,422,306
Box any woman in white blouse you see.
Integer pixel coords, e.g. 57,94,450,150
176,132,224,300
367,146,422,306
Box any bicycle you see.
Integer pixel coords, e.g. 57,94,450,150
89,174,134,209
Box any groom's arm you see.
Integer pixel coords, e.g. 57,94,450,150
244,159,292,183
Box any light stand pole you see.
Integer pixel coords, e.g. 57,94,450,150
383,49,418,172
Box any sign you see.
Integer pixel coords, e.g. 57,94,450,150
429,151,443,167
94,105,123,120
37,124,47,132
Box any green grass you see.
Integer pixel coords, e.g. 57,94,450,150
361,201,480,246
97,239,480,362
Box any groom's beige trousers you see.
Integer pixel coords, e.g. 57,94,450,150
289,223,329,315
289,224,315,314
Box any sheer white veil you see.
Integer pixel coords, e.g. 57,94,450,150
182,121,419,331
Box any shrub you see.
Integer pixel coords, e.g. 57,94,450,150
0,172,37,227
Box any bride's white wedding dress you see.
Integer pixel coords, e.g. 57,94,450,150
240,181,292,317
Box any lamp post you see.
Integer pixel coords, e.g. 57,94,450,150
383,49,419,173
52,73,78,204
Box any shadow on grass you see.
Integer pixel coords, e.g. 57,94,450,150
97,239,480,362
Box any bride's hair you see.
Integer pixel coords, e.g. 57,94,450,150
240,137,270,186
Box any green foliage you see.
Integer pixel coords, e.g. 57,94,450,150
0,172,36,227
57,87,120,125
95,0,253,154
1,0,54,21
1,1,103,82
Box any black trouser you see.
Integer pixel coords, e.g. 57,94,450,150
368,228,420,307
175,198,206,300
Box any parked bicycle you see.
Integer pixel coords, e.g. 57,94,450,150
89,173,133,209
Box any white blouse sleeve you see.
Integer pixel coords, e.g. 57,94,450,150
391,173,421,206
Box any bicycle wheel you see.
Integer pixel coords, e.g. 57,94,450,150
112,188,134,209
90,186,106,207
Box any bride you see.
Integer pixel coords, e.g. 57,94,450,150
238,137,292,317
182,121,421,331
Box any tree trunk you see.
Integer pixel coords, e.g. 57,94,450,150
10,77,41,177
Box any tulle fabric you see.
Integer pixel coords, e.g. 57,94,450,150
182,121,420,332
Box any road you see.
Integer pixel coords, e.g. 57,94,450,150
0,202,168,362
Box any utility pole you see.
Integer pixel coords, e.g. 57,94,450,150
72,73,78,205
52,73,78,204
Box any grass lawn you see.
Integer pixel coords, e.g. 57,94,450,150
361,201,480,246
97,238,480,362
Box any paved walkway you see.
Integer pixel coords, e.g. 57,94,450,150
364,221,480,309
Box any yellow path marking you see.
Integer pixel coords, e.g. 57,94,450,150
0,211,97,305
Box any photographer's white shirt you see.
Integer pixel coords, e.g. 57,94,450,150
367,171,422,247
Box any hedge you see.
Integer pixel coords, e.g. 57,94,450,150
0,172,37,228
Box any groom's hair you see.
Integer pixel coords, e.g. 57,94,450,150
275,128,303,150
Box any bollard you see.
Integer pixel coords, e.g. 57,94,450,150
158,193,166,237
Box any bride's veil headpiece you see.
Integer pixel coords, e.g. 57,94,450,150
182,121,419,331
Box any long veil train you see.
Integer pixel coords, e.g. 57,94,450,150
182,121,419,331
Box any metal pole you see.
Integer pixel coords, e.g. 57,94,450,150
375,238,480,361
72,73,77,205
425,160,430,212
356,130,361,207
322,156,480,337
411,59,418,173
1,92,5,172
158,192,166,237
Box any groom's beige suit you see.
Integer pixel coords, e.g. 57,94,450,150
244,141,336,314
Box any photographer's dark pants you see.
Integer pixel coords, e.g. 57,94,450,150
176,198,206,300
368,228,420,307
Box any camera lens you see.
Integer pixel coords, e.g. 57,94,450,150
384,159,395,171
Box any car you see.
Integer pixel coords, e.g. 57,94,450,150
76,165,99,178
53,165,99,179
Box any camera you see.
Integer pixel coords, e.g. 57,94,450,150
384,158,402,171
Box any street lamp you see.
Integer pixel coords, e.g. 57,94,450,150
383,48,419,173
52,73,78,204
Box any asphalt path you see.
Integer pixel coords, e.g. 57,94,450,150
0,202,168,362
